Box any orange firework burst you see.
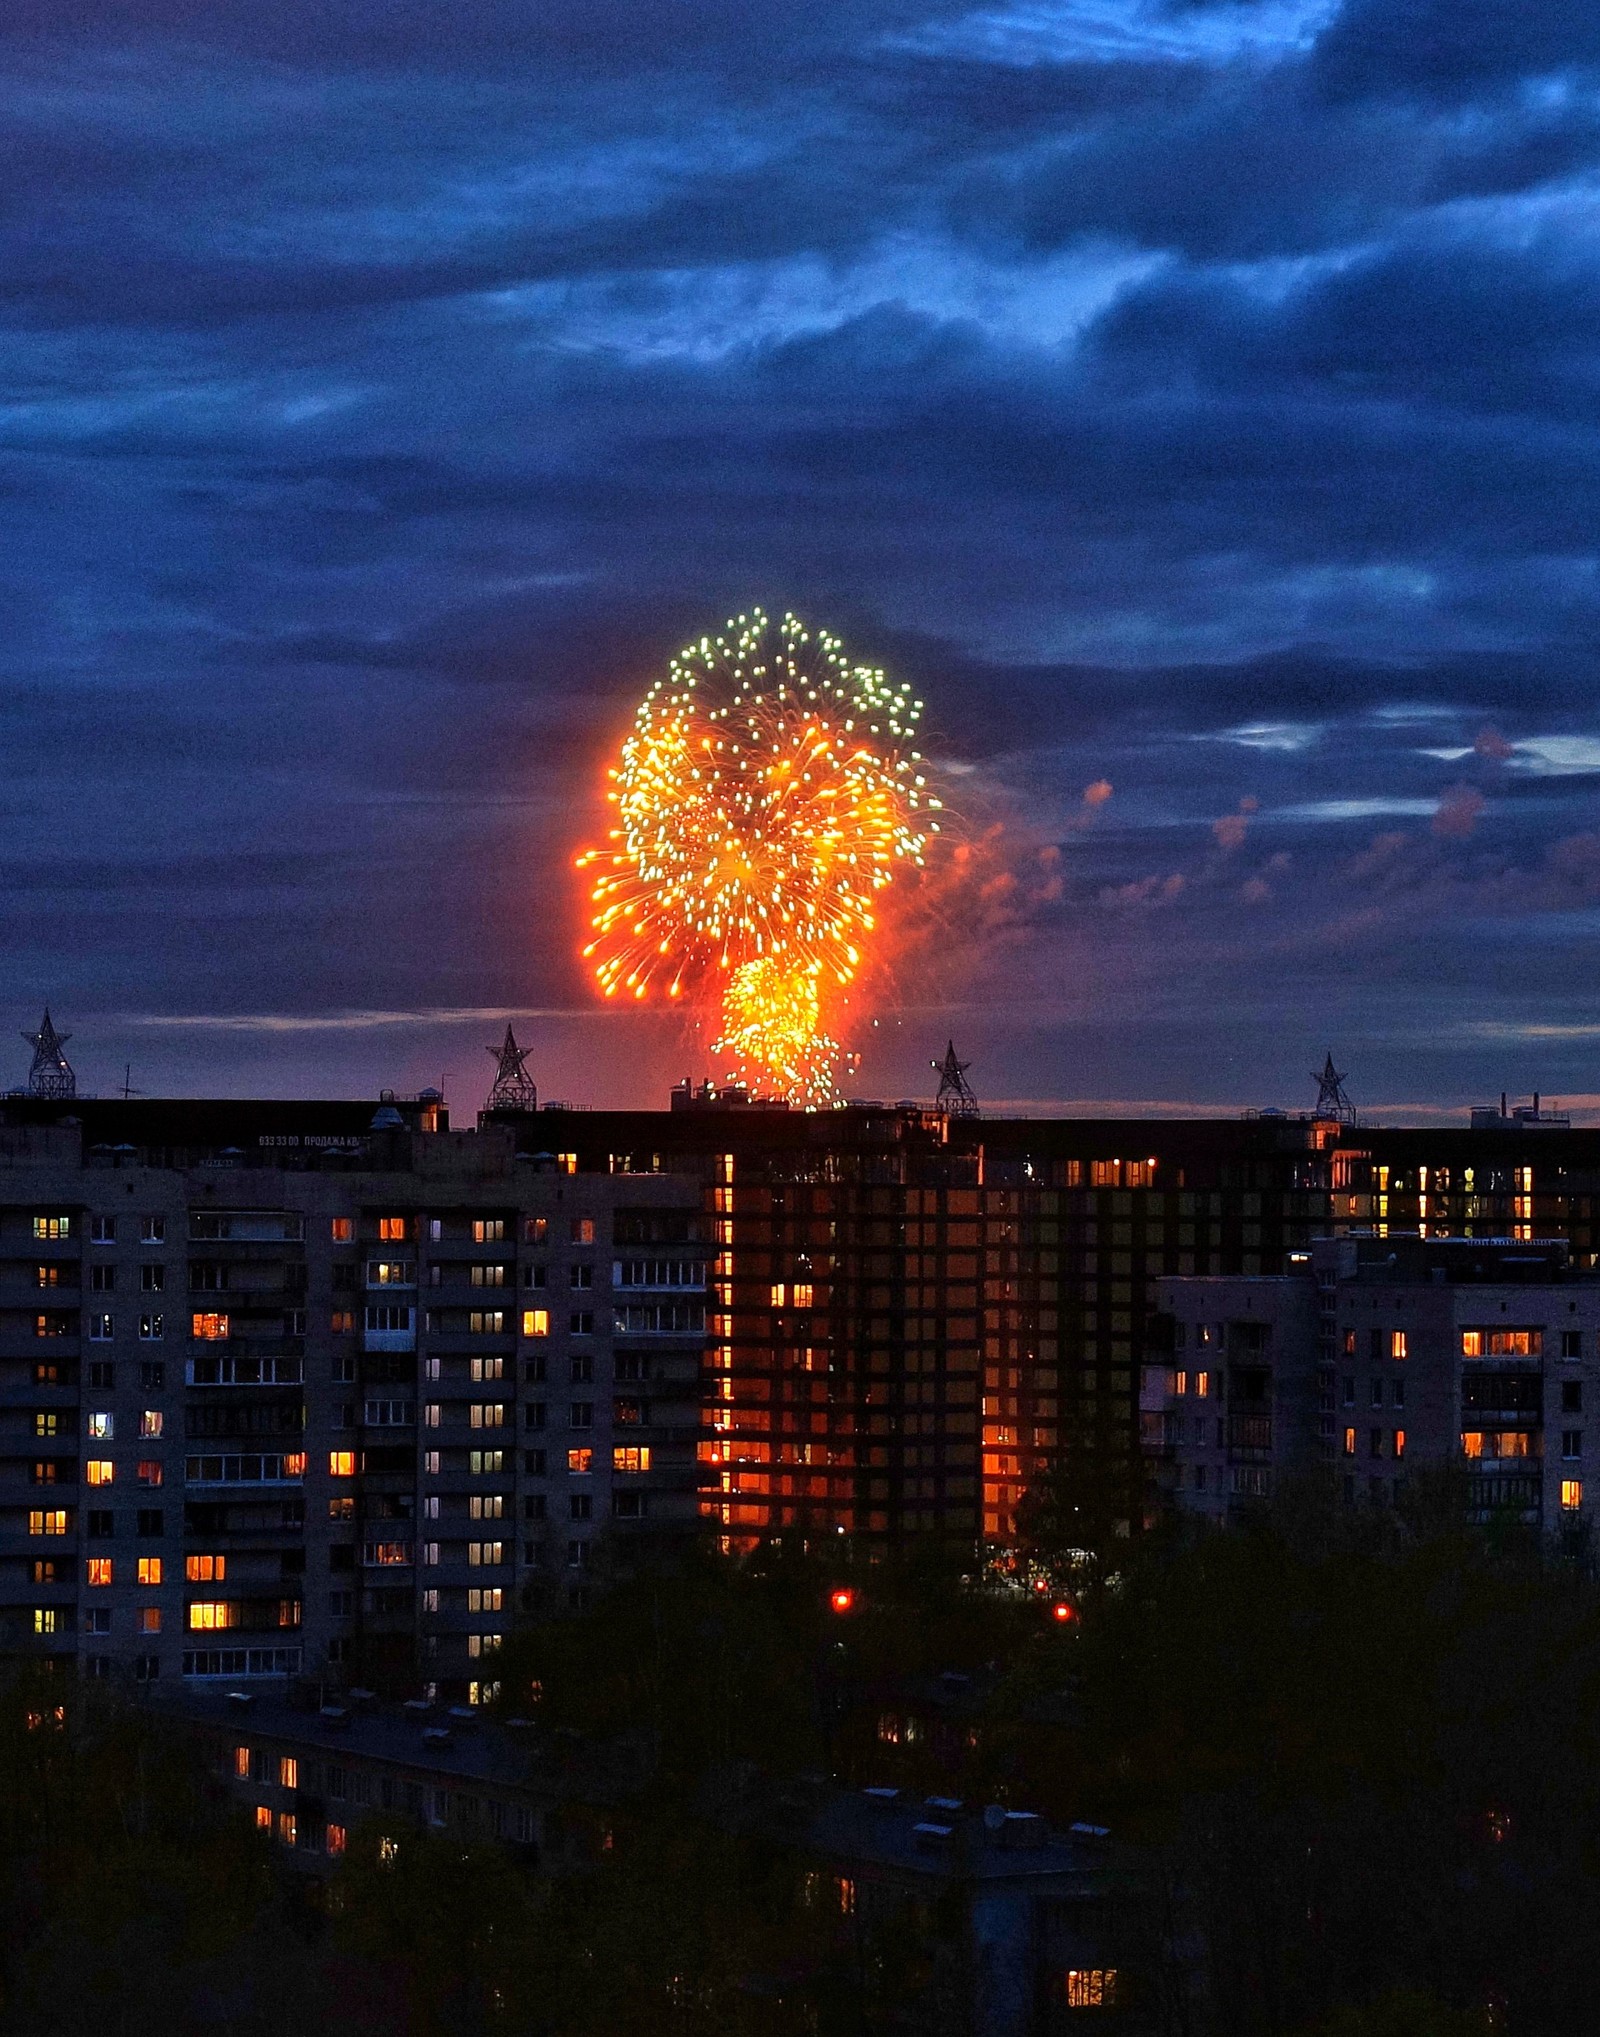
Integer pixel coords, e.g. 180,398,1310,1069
576,609,940,1102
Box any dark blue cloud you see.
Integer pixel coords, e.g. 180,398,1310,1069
1,0,1599,1116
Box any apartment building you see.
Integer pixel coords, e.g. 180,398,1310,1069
0,1099,705,1699
1149,1235,1600,1527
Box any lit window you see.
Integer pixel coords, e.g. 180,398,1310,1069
467,1541,505,1567
87,1411,114,1440
1390,1331,1407,1360
571,1218,595,1245
1065,1969,1120,2008
140,1410,164,1438
134,1556,163,1586
328,1451,356,1477
279,1755,298,1789
522,1309,549,1338
792,1283,814,1308
192,1313,229,1341
613,1446,652,1473
28,1511,68,1537
187,1554,226,1583
567,1447,593,1475
1562,1479,1584,1511
378,1217,408,1242
469,1403,506,1429
1196,1372,1209,1398
469,1310,505,1336
137,1461,163,1487
473,1218,506,1244
86,1558,113,1587
1173,1370,1188,1398
283,1453,307,1476
379,1836,399,1865
33,1216,71,1241
1393,1430,1406,1460
34,1412,59,1438
137,1607,161,1634
331,1310,355,1335
86,1460,114,1486
327,1824,346,1857
234,1745,250,1779
1341,1429,1355,1458
188,1602,239,1630
277,1812,296,1847
770,1283,786,1308
331,1217,353,1242
33,1608,59,1636
255,1806,272,1832
525,1217,548,1244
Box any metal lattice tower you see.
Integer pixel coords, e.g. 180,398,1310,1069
933,1040,979,1117
23,1009,75,1100
1312,1051,1355,1125
486,1024,538,1112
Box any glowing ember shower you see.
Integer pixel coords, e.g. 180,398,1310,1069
576,609,940,1102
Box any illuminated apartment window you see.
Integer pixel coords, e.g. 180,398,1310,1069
567,1447,593,1475
33,1216,71,1241
327,1824,346,1857
469,1311,505,1336
470,1355,504,1382
86,1558,113,1587
613,1446,652,1474
1196,1371,1210,1398
192,1313,229,1341
1389,1331,1407,1360
770,1283,787,1308
791,1283,814,1308
88,1412,114,1440
277,1812,296,1848
378,1217,408,1242
234,1745,251,1779
140,1410,163,1439
29,1511,68,1537
467,1541,505,1567
466,1633,504,1658
189,1602,239,1630
137,1462,163,1487
524,1217,548,1244
1173,1371,1188,1398
571,1218,595,1245
329,1451,356,1477
254,1804,272,1832
1065,1969,1120,2008
137,1608,161,1633
467,1586,504,1613
35,1265,60,1289
473,1219,506,1244
33,1608,60,1636
1393,1430,1406,1460
138,1557,163,1586
470,1403,507,1430
34,1413,59,1438
279,1755,298,1789
468,1494,504,1520
1342,1429,1356,1458
522,1309,550,1338
284,1453,307,1476
1562,1479,1584,1511
331,1217,354,1243
470,1449,504,1474
187,1554,226,1583
331,1310,355,1335
86,1460,114,1487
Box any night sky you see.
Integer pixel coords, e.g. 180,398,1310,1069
6,0,1600,1120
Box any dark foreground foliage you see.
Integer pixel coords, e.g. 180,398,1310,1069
1,1500,1597,2035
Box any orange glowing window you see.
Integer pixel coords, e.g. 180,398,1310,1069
328,1451,356,1478
282,1453,306,1477
1195,1371,1210,1398
378,1217,408,1242
522,1309,549,1338
331,1310,355,1335
192,1312,229,1341
279,1755,298,1789
1342,1428,1356,1458
137,1460,163,1487
1389,1331,1407,1360
86,1558,112,1587
1562,1478,1583,1511
86,1459,113,1486
1173,1370,1188,1398
331,1217,353,1242
1393,1430,1406,1460
189,1602,239,1630
612,1446,651,1473
770,1283,786,1307
138,1557,162,1585
137,1607,161,1634
234,1745,250,1779
792,1283,814,1308
326,1823,347,1857
255,1805,272,1831
567,1448,593,1475
188,1554,225,1583
1065,1970,1120,2008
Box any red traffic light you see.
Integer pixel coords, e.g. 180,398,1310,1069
829,1587,856,1615
1050,1600,1076,1624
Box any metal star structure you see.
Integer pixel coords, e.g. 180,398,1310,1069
933,1039,979,1117
485,1024,538,1112
1312,1051,1355,1125
23,1008,76,1100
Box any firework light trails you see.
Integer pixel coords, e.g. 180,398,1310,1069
576,610,941,1102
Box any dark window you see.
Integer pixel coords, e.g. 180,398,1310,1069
1563,1381,1583,1414
87,1510,114,1539
136,1509,164,1538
